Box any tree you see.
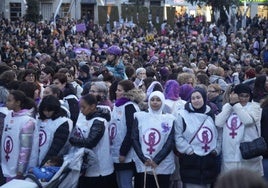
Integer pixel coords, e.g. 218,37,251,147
185,0,240,23
24,0,40,23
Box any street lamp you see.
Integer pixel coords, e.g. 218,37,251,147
231,5,237,32
148,10,152,21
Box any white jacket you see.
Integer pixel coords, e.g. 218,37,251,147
215,102,262,162
175,108,219,156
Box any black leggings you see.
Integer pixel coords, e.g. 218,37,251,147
78,173,117,188
134,172,170,188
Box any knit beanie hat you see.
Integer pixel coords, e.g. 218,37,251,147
234,84,252,95
80,65,90,75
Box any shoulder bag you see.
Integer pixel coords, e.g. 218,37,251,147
239,121,267,160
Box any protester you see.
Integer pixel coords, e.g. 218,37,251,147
1,90,39,181
69,94,115,187
215,84,263,176
37,95,73,166
104,45,127,80
132,91,175,188
109,80,144,188
0,9,267,187
53,72,79,126
175,87,221,187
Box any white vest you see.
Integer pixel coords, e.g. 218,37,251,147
222,112,251,162
178,110,218,156
133,111,175,174
73,113,114,177
1,112,39,178
109,101,140,163
165,99,186,116
38,117,73,165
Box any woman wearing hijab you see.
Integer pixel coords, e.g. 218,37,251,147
215,84,263,176
175,87,220,188
178,84,194,102
164,80,185,188
132,91,175,188
164,80,186,115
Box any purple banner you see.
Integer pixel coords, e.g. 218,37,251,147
76,23,86,32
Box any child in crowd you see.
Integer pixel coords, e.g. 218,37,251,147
29,156,63,182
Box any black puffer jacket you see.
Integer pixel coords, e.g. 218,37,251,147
41,121,70,166
69,108,110,149
179,153,220,184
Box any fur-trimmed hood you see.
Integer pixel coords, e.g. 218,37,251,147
124,88,146,105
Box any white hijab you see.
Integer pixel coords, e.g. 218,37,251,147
148,91,165,115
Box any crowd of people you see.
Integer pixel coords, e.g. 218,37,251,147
0,10,267,188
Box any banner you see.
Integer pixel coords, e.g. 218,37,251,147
76,23,87,32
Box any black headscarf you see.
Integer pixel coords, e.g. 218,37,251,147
185,87,215,120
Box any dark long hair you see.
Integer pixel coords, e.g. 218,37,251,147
252,75,268,102
38,95,67,120
9,90,37,112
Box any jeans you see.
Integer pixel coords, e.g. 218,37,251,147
116,169,134,188
182,183,211,188
263,158,268,181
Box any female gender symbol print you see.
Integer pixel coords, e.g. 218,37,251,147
4,136,13,162
143,128,161,155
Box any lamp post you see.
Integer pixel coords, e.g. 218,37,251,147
231,4,237,33
242,0,247,28
136,0,139,24
148,10,152,21
1,0,4,18
75,0,77,20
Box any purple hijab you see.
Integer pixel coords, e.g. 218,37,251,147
164,80,180,101
179,84,194,101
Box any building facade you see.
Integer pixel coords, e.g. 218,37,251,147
1,0,267,23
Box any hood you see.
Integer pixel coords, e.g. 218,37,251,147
124,88,146,105
12,109,33,117
86,107,111,122
209,75,223,83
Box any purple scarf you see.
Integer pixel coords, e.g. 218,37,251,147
115,97,130,107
